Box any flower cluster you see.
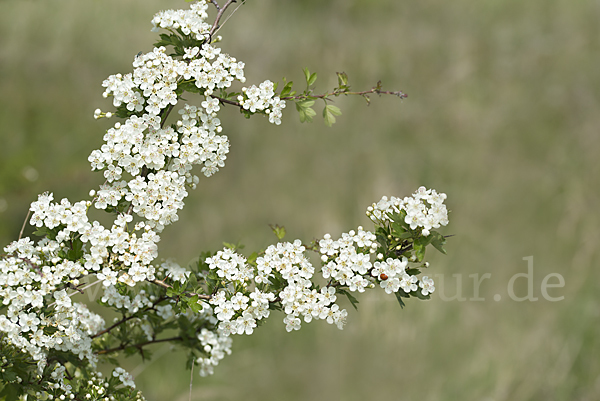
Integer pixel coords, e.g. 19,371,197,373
206,247,254,282
238,80,287,125
259,241,348,331
0,239,105,369
205,254,260,330
196,326,233,377
151,1,211,40
0,1,451,399
112,367,136,389
319,227,378,292
367,186,449,236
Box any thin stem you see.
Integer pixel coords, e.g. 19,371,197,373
91,296,167,339
95,336,182,355
151,278,211,300
213,95,242,107
209,0,237,37
282,86,408,101
213,0,246,37
189,360,194,401
211,83,407,110
208,0,220,10
18,209,31,241
91,314,137,340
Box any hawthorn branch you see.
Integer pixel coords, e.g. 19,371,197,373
282,84,407,101
207,0,221,11
18,209,31,241
91,296,168,339
151,278,212,300
212,83,407,110
95,336,182,356
209,0,238,37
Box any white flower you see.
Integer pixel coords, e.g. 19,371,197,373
419,276,435,296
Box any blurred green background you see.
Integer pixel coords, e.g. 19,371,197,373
1,0,599,400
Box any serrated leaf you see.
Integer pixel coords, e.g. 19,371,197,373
269,224,286,240
431,232,448,254
338,289,359,310
413,242,426,262
296,100,316,123
308,72,317,86
280,81,294,98
296,99,315,109
323,104,342,127
188,295,203,313
394,292,406,309
336,71,349,87
303,67,311,83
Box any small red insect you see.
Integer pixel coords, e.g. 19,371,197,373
380,273,388,281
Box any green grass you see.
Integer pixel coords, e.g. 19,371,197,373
1,0,599,400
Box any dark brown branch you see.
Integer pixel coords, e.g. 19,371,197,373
95,336,182,355
213,95,242,107
209,0,237,37
208,0,221,10
91,296,168,339
151,278,212,300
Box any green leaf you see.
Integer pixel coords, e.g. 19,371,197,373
308,72,317,86
338,289,359,310
33,227,50,238
188,295,203,313
323,104,342,127
303,67,311,83
248,252,258,264
430,232,448,254
296,100,316,123
66,238,84,261
336,72,349,87
410,289,431,300
389,210,409,229
413,236,431,262
178,80,202,94
406,268,421,276
413,242,425,262
391,222,412,239
394,292,406,309
269,224,286,240
187,273,198,290
280,81,294,98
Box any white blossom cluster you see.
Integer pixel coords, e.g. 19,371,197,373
367,186,449,236
319,227,378,293
0,237,105,370
112,367,136,389
256,240,347,331
208,287,275,336
196,327,233,377
161,258,191,284
319,226,436,297
151,1,211,40
238,80,287,125
100,285,152,314
28,192,159,285
205,247,254,282
0,0,452,394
